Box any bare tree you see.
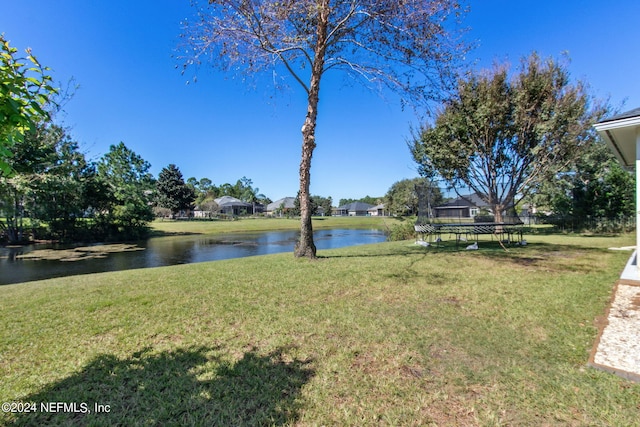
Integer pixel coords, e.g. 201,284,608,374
182,0,468,257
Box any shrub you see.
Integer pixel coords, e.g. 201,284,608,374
388,220,416,241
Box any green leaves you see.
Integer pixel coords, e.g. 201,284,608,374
383,177,442,217
412,52,600,220
0,34,58,176
156,164,196,215
96,142,155,232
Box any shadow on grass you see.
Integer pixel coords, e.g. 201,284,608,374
11,346,314,426
317,242,437,259
317,239,516,259
318,237,623,275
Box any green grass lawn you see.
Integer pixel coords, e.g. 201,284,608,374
1,230,639,425
150,215,403,235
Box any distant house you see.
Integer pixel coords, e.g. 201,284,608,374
334,201,374,216
368,204,387,216
215,196,257,216
434,194,490,219
266,197,296,216
434,193,518,220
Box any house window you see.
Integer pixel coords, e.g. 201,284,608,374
470,208,478,217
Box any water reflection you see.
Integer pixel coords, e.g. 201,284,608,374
0,229,386,285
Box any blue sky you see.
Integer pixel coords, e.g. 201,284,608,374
2,1,639,203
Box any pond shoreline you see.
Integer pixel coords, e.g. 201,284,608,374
1,216,396,248
0,228,388,285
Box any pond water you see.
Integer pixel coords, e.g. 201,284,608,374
0,228,387,285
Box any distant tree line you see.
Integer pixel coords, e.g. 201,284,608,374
1,115,382,244
2,118,631,246
154,171,287,219
0,119,345,244
0,123,156,243
0,122,278,243
293,193,332,217
0,122,293,243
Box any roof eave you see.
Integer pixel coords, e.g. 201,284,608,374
594,115,640,132
594,116,640,168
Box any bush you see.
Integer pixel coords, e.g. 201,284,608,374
388,220,416,241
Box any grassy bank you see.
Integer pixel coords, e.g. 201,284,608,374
1,233,639,425
150,216,403,236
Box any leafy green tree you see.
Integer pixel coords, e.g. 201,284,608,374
187,176,219,208
0,35,57,176
532,140,634,222
29,131,96,240
183,0,468,258
186,176,198,190
572,142,635,220
218,182,236,198
198,177,214,193
411,53,605,222
529,175,573,219
96,142,154,237
156,164,195,217
232,176,267,205
236,177,255,202
359,196,380,206
590,162,634,219
384,177,442,216
0,123,99,242
0,123,57,242
313,195,332,216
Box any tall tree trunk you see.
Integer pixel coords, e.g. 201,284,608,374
294,0,329,258
493,207,503,223
295,121,317,257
